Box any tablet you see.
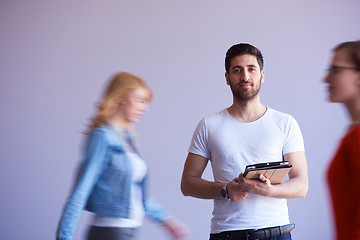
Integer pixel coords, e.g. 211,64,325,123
243,161,292,184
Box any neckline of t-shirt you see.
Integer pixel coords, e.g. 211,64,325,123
224,106,271,124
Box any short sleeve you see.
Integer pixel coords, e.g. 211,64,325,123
282,116,305,155
188,118,210,159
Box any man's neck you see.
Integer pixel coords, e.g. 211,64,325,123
227,98,267,123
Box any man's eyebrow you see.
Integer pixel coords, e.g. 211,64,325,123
231,65,243,70
246,64,258,68
231,64,258,69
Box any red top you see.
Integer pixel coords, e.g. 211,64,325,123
327,125,360,240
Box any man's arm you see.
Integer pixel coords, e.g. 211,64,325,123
281,151,308,197
233,151,308,199
181,153,224,199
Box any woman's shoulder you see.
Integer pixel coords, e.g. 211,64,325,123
90,125,121,145
344,124,360,141
91,125,110,136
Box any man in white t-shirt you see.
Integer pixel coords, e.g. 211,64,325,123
180,43,308,240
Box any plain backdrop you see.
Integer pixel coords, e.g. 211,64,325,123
1,0,359,239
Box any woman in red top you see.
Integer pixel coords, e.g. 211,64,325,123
325,40,360,240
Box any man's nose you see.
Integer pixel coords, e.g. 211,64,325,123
241,70,250,81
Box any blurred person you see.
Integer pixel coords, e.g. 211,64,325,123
181,43,308,240
56,72,188,240
324,40,360,240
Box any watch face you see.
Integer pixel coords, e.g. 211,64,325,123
221,188,226,198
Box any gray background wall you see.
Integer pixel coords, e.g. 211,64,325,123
1,0,359,239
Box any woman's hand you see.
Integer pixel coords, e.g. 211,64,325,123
162,218,190,240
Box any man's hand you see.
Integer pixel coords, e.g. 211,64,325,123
250,173,273,196
227,178,249,201
227,173,273,201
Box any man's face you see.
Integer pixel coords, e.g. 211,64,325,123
225,54,264,102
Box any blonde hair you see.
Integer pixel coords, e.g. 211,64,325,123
85,72,152,134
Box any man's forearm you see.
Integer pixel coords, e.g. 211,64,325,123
181,176,224,199
268,176,308,198
235,173,308,199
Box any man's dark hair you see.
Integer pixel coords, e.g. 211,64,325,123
225,43,264,73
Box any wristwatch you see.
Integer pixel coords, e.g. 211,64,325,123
220,184,229,199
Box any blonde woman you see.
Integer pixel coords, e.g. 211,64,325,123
325,41,360,239
56,72,188,240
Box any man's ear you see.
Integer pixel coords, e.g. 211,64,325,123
225,72,230,85
260,70,265,84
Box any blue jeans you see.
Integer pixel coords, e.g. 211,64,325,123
209,232,292,240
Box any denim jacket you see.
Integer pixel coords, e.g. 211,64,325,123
56,125,170,240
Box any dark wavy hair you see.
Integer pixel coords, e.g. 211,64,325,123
225,43,264,73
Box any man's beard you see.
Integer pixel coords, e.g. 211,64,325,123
229,78,262,102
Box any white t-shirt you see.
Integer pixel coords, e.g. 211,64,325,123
91,152,147,228
188,107,305,233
